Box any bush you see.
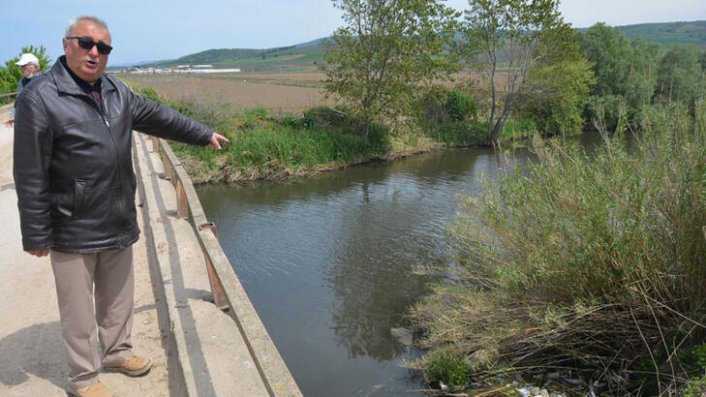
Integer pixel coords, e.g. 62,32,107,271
501,117,537,140
417,87,485,146
133,85,163,103
446,89,477,122
303,106,348,129
419,87,477,125
422,349,472,391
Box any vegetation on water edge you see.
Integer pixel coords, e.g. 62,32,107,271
410,100,706,395
131,84,495,183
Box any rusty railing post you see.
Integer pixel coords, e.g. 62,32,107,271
199,222,229,311
176,180,188,219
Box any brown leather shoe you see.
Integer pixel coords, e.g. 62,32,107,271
67,382,113,397
105,355,153,377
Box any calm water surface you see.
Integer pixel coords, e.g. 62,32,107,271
196,144,565,396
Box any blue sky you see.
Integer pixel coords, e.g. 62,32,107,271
2,0,705,66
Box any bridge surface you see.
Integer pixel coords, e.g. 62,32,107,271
0,104,301,397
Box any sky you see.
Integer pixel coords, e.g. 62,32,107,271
1,0,705,66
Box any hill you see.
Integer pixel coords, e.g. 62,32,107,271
615,20,706,49
153,37,328,72
147,21,706,72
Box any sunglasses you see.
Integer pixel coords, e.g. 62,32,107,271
65,36,113,55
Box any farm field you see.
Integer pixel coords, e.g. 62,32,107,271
120,72,482,114
121,72,336,113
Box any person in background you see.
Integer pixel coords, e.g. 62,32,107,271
4,52,40,126
13,16,229,397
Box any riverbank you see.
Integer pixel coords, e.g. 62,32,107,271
124,76,533,185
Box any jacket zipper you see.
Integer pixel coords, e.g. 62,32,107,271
85,92,122,186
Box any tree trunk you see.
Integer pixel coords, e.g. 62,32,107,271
488,117,506,144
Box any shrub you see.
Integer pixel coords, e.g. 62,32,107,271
422,349,472,391
302,105,350,130
133,86,163,103
446,89,477,122
501,117,537,140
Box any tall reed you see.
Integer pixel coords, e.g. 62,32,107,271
413,100,706,394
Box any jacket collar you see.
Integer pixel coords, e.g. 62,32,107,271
51,55,116,97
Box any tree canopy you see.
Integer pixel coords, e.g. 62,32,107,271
323,0,460,140
458,0,574,143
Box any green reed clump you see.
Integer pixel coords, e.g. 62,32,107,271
165,97,389,183
412,100,706,395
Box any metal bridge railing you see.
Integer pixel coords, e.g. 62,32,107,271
149,136,302,397
0,92,17,103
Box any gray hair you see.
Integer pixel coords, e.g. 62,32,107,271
65,16,110,37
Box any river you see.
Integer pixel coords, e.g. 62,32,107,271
196,134,602,396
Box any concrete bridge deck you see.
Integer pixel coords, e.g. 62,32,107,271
0,104,301,397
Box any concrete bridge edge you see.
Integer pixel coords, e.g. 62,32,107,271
132,132,287,396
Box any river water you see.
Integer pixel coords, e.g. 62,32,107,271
196,134,601,396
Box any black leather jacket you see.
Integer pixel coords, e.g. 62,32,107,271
14,56,213,253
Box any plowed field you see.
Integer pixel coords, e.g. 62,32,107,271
122,72,336,114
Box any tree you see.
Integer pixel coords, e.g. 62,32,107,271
519,24,594,136
656,45,703,105
323,0,460,140
579,24,659,129
458,0,565,144
623,38,659,113
579,23,630,97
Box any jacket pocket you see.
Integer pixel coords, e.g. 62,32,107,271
72,179,87,216
50,179,86,219
50,191,73,218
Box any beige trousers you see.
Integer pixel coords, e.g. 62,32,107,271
50,247,135,390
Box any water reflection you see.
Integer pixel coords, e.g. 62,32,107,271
197,147,535,396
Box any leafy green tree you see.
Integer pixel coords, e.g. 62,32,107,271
656,45,703,105
520,24,594,136
579,23,631,97
0,45,52,93
458,0,566,144
323,0,460,140
579,24,659,129
624,38,660,112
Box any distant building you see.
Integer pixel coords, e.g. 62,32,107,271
127,64,240,75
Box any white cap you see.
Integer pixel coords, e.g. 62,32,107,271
15,53,39,66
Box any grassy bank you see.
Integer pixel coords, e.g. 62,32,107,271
131,84,522,183
410,101,706,395
169,103,393,183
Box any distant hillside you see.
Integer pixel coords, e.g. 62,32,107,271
616,20,706,49
153,38,329,72
146,21,706,72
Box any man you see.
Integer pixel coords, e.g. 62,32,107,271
13,16,229,397
3,52,41,126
